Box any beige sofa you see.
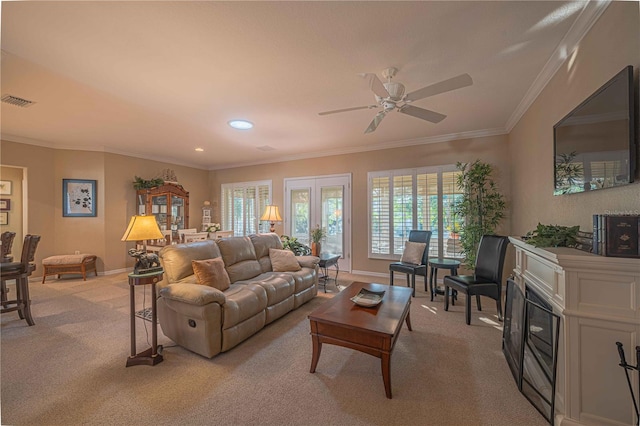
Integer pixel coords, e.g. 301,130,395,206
156,233,319,358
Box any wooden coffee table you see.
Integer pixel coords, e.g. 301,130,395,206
308,282,412,398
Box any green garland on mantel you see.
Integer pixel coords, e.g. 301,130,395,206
524,223,580,248
132,176,164,190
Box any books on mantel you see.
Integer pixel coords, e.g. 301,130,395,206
592,214,640,258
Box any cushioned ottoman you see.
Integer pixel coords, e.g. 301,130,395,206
42,254,98,283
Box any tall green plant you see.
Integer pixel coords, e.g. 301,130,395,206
453,160,506,268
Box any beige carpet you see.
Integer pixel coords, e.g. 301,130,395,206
1,272,547,426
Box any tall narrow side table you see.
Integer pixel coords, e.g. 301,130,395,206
428,258,460,302
127,271,164,367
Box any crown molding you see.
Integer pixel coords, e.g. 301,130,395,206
505,0,611,132
209,127,508,171
1,133,209,170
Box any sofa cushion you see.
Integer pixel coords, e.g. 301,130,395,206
159,240,221,283
269,248,302,272
217,237,262,283
250,233,284,273
222,283,268,330
192,258,231,291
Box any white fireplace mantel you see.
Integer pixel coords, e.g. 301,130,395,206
509,237,640,426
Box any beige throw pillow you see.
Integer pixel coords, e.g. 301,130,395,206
191,258,231,291
269,248,302,272
400,241,427,265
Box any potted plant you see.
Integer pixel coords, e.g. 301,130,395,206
280,235,311,256
310,225,326,256
453,160,506,268
524,223,579,248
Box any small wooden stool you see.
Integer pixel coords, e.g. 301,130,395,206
42,254,98,283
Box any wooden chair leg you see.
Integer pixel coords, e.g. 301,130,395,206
476,295,482,311
19,277,34,326
466,293,472,325
389,271,394,286
496,297,503,321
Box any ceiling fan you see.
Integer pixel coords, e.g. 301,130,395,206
318,67,473,133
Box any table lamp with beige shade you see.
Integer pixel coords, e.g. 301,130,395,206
260,205,282,233
121,215,164,274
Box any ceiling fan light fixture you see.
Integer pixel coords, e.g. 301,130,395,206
228,119,254,130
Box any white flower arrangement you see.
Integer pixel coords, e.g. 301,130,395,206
206,223,221,232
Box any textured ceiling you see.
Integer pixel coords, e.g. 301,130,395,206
1,1,607,169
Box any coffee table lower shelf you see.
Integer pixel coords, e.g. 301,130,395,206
308,282,412,399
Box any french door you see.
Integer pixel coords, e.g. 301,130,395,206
284,174,351,272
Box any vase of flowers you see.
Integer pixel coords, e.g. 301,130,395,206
310,225,326,257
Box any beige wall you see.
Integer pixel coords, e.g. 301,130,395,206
1,2,638,276
211,134,511,275
0,140,209,274
509,2,640,236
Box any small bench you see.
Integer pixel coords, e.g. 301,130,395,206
42,254,98,283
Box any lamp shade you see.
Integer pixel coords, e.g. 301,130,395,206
260,205,282,222
121,215,164,241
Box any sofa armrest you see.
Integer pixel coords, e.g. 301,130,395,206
297,255,320,269
159,283,226,306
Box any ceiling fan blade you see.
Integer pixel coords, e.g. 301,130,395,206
404,73,473,102
399,105,447,123
318,105,378,116
363,73,391,98
365,111,387,133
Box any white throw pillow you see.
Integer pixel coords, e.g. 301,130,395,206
269,248,302,272
400,241,427,265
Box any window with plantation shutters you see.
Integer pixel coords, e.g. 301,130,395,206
221,180,272,236
368,165,462,259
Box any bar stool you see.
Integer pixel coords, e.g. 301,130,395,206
0,234,41,326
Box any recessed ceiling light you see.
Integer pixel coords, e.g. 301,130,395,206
195,147,204,152
228,119,254,130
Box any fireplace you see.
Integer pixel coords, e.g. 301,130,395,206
503,279,561,425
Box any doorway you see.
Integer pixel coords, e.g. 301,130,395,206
284,174,351,272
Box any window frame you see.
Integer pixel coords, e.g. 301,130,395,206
221,180,272,236
368,164,461,260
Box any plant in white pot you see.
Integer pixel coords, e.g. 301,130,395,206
310,225,326,257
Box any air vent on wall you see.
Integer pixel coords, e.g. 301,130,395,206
1,94,36,108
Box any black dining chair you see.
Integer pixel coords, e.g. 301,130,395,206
389,230,432,297
0,234,41,326
443,235,509,325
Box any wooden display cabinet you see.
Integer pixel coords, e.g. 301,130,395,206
136,183,189,233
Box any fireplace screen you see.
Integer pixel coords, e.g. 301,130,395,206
503,279,561,425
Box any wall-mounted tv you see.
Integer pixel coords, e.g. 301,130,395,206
553,65,636,195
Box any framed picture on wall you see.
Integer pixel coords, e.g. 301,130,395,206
0,212,7,225
0,180,12,195
0,199,10,210
63,179,97,217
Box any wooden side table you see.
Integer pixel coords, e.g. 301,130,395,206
127,271,164,367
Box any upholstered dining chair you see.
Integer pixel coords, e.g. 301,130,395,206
1,231,17,303
443,235,509,325
389,230,432,297
0,234,41,326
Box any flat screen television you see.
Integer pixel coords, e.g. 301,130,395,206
553,65,636,195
